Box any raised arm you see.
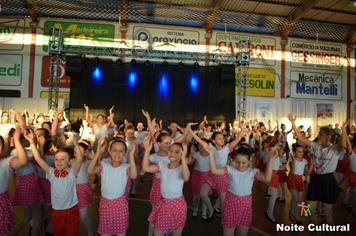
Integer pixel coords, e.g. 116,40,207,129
72,134,83,176
87,137,106,175
305,156,314,175
181,143,190,182
142,109,156,142
287,114,311,147
187,124,209,150
10,109,25,130
84,104,94,128
337,121,348,153
142,137,157,173
229,121,246,149
106,106,115,128
186,145,196,165
207,145,225,176
128,143,138,179
24,130,50,174
52,107,66,138
10,128,28,169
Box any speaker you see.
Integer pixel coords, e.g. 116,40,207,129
66,56,83,76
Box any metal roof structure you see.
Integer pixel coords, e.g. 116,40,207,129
1,0,356,45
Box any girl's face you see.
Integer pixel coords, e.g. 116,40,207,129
110,142,126,164
37,116,44,124
352,126,355,132
293,147,304,159
54,151,72,171
126,129,135,140
317,131,329,144
1,113,9,122
169,123,178,134
213,134,224,146
158,137,171,153
221,123,226,129
281,125,286,131
270,143,280,151
168,145,182,163
42,123,51,132
234,155,249,172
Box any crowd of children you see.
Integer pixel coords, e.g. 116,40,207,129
0,106,356,236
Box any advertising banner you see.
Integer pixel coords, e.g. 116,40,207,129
0,19,24,50
236,68,275,97
256,101,272,125
317,104,333,128
41,56,71,88
290,71,342,100
216,34,276,66
0,54,22,86
43,21,115,52
132,26,200,52
290,40,343,71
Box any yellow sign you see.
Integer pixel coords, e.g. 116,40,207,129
40,91,70,99
235,68,275,97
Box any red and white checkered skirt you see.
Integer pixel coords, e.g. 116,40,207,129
148,195,187,233
287,173,304,192
277,170,287,183
336,159,348,174
205,172,228,193
221,192,253,228
264,170,279,189
11,173,44,206
98,195,129,234
346,170,356,187
0,191,15,235
191,169,212,196
76,182,93,209
37,177,51,205
150,176,163,206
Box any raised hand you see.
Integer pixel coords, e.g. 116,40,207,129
143,137,152,150
190,144,196,154
84,104,89,110
96,136,107,154
129,142,136,157
72,132,78,146
186,122,198,131
23,129,36,143
109,106,114,113
287,114,296,123
142,109,150,118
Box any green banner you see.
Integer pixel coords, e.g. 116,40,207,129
43,21,115,52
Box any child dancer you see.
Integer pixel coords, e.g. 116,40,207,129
0,129,28,235
263,136,284,224
276,155,288,202
74,139,94,236
188,122,245,221
142,137,189,236
25,129,84,236
287,144,313,224
186,139,211,220
87,137,137,236
344,129,356,218
208,143,278,236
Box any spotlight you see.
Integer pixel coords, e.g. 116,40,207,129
178,62,184,69
144,60,150,67
116,58,123,65
94,57,99,64
131,59,136,65
162,60,168,67
193,62,199,69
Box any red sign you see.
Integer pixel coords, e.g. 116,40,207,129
41,56,71,88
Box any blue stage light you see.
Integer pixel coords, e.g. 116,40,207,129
128,72,137,88
159,75,168,96
93,67,102,81
190,76,198,93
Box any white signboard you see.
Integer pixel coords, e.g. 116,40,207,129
0,54,23,86
132,26,200,52
216,33,276,66
290,40,343,71
290,71,342,100
0,19,25,50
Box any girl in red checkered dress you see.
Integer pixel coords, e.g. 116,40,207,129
74,139,93,236
287,144,313,223
87,137,138,236
0,128,28,235
142,131,190,236
208,142,278,236
188,122,245,222
263,136,285,224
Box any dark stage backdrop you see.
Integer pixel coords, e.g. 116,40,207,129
69,59,235,128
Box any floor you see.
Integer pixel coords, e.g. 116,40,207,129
8,165,356,236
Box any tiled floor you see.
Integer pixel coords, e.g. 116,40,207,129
8,166,356,236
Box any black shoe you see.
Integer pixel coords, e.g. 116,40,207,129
264,194,271,198
295,219,303,226
93,178,99,185
192,211,198,219
29,227,32,236
202,214,207,222
264,211,277,224
43,220,47,229
130,193,136,198
45,233,54,236
289,210,295,222
207,210,216,223
140,178,144,185
276,198,285,202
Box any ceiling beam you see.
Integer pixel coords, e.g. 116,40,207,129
204,0,224,32
26,0,39,20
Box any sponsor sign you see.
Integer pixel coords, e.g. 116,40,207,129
40,91,70,99
0,19,24,50
132,26,200,51
0,54,22,86
41,56,71,88
290,71,342,100
317,104,333,128
43,21,115,52
256,101,272,126
236,68,275,97
216,34,276,65
290,40,343,71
